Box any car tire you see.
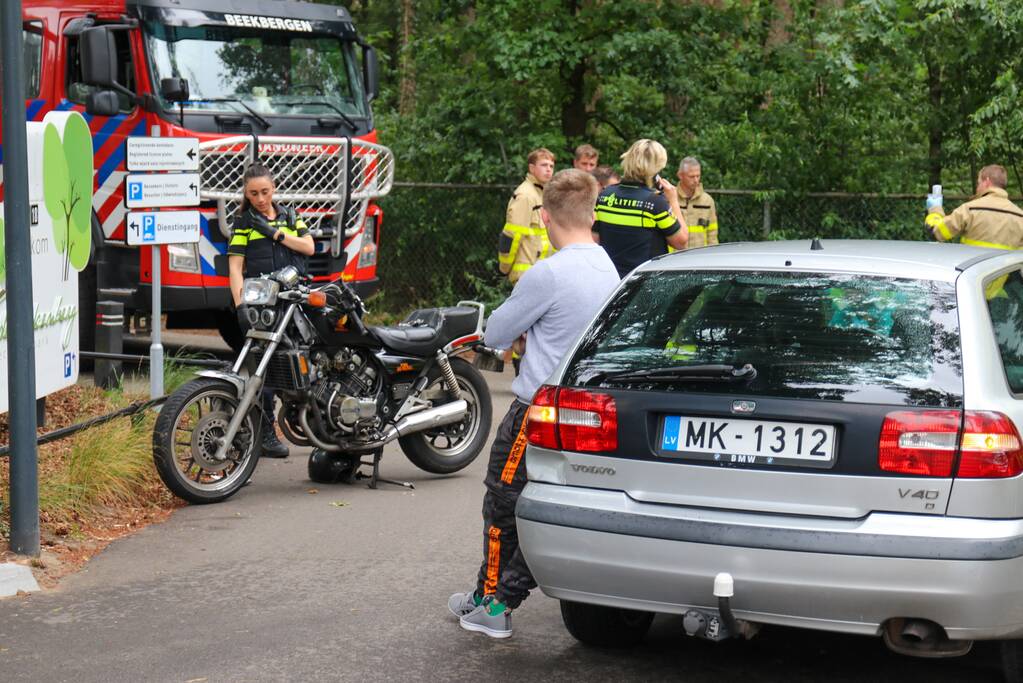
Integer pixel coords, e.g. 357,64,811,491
1001,640,1022,682
559,600,655,648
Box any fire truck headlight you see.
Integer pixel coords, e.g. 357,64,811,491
167,243,201,273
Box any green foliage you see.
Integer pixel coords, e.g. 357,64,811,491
43,115,93,281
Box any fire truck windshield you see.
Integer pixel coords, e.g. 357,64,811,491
142,21,368,120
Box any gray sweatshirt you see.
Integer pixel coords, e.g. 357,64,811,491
484,243,620,403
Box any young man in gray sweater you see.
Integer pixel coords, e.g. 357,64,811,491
448,169,621,638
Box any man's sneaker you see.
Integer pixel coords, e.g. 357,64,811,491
459,602,512,639
448,590,480,618
261,430,290,458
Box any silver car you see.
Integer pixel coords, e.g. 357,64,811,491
516,240,1023,681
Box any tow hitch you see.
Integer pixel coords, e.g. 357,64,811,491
682,573,761,642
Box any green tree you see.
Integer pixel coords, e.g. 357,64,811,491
43,115,93,281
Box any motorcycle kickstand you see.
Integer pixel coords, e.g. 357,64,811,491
356,449,415,490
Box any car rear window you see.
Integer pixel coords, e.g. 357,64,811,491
566,270,963,407
988,269,1023,394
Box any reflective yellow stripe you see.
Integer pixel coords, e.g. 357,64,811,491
926,212,953,241
510,263,531,271
688,226,707,234
961,237,1019,250
708,222,718,232
985,274,1010,300
498,232,523,267
594,209,648,228
503,223,546,236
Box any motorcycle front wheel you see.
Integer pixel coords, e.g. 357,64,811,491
398,358,492,474
152,378,261,504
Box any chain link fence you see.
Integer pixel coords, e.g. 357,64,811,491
371,183,984,316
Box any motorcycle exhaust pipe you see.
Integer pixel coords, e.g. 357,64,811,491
299,400,469,453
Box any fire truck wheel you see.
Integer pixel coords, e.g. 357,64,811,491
217,313,245,353
78,263,98,369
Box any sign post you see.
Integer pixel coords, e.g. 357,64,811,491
1,0,40,556
125,210,201,397
126,135,201,399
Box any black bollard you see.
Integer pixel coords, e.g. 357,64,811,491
95,301,125,390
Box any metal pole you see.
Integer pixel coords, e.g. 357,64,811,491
150,246,163,398
1,0,40,556
762,199,772,239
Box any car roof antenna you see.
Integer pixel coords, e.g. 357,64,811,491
810,237,824,250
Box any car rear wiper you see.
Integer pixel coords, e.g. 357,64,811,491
189,97,271,129
592,363,758,384
279,100,357,131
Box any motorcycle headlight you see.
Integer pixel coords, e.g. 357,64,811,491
242,278,280,306
274,265,301,288
259,308,277,328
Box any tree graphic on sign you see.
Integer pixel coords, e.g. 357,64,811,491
43,115,93,281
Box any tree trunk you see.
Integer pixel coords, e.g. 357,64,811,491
926,57,943,189
399,0,416,116
559,0,587,141
561,60,587,141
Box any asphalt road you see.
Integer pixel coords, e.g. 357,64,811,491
0,366,1004,682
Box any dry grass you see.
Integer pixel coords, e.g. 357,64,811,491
0,382,181,582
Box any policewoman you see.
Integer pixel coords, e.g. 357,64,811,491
594,139,689,278
228,162,315,458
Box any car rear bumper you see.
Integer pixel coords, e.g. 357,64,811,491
516,483,1023,640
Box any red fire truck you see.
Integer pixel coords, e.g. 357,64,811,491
4,0,393,349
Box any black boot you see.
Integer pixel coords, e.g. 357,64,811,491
261,428,290,459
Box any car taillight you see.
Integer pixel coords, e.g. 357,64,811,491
879,410,959,476
956,411,1023,478
526,385,617,453
526,385,559,449
879,410,1023,478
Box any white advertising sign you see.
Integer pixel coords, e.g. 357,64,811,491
126,137,200,171
126,211,201,246
124,172,201,208
0,111,94,413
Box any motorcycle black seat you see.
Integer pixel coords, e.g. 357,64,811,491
371,306,479,356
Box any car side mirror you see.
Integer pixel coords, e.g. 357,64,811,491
85,90,120,117
362,45,379,102
80,26,118,88
160,77,189,103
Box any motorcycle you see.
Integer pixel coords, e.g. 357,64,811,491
152,265,495,504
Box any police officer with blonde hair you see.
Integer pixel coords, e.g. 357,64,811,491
594,139,688,277
926,164,1023,250
676,156,718,248
498,148,555,284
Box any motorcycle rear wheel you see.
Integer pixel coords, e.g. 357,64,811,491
152,378,261,504
398,358,492,474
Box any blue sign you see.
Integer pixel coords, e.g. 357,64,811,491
142,215,156,243
127,181,143,201
63,353,74,378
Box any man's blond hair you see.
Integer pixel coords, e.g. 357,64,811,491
574,143,599,161
527,147,555,166
980,164,1008,189
543,169,599,228
620,139,667,185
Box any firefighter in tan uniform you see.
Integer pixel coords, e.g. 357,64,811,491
675,156,718,249
498,148,555,284
926,164,1023,250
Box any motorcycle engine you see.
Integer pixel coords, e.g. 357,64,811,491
311,347,381,434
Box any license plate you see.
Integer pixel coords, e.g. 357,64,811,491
660,415,837,467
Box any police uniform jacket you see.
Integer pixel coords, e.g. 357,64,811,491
498,173,551,284
677,183,719,248
594,180,682,278
927,187,1023,250
228,203,310,277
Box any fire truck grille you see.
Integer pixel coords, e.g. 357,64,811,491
197,136,394,258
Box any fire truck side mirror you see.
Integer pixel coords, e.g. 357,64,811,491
80,27,119,89
160,78,190,103
363,45,379,102
85,91,120,117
